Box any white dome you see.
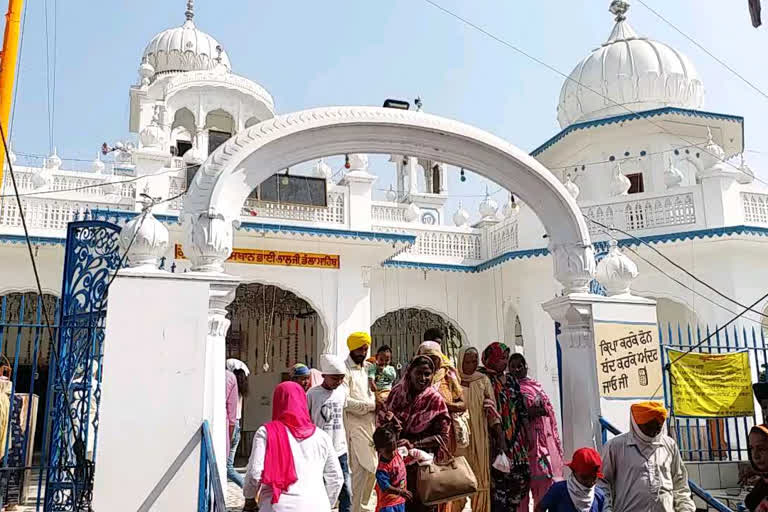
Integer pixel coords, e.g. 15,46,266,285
141,5,231,77
557,3,704,128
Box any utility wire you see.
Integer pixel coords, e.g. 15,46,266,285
421,0,766,188
0,117,185,499
587,216,768,320
636,0,768,103
590,224,765,325
0,165,186,198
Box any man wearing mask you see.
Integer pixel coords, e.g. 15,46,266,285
343,332,377,512
599,402,694,512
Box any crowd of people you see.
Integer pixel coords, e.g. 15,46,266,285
227,329,701,512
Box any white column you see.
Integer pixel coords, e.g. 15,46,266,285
543,242,660,455
542,295,601,456
333,256,372,357
94,270,239,511
204,275,241,489
340,157,376,231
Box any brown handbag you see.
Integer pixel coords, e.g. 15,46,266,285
415,453,478,506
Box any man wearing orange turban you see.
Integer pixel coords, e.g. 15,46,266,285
342,332,377,512
599,401,695,512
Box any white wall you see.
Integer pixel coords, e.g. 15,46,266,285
94,273,210,512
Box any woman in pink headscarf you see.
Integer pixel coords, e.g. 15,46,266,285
508,353,564,511
243,381,343,512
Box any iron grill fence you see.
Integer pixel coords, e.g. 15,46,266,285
659,322,767,462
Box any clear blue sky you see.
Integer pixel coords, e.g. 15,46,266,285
4,0,768,217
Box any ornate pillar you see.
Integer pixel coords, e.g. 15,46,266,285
542,297,599,456
543,243,659,455
205,276,240,490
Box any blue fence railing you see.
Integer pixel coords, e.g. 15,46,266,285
599,417,734,512
659,322,766,462
198,421,227,512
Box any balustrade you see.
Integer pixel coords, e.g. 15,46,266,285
371,203,408,224
742,192,768,225
375,226,482,260
0,197,102,231
582,192,697,235
488,219,519,257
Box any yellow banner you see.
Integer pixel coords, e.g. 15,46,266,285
174,244,340,269
668,349,754,417
594,322,663,400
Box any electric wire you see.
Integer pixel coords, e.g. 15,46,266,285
636,0,768,103
589,224,765,325
587,216,768,320
0,117,185,497
421,0,767,188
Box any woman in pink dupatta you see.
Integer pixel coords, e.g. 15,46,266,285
508,353,564,511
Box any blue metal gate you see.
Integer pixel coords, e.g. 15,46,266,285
660,322,767,462
42,220,121,510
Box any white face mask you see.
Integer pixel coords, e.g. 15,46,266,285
567,473,595,512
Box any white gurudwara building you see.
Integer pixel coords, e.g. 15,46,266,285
0,1,765,507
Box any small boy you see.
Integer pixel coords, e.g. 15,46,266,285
307,355,351,512
373,427,414,512
537,447,605,512
368,345,397,402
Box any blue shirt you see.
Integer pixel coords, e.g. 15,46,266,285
539,481,605,512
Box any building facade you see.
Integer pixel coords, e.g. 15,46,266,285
1,2,767,468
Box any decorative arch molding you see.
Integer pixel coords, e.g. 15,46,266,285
370,304,469,366
234,278,333,355
182,106,596,293
371,303,470,343
0,287,60,298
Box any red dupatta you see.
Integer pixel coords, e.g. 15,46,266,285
262,381,316,504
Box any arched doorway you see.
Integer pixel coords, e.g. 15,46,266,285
371,308,464,371
225,282,325,457
0,291,58,500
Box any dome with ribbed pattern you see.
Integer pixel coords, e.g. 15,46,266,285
557,3,704,129
142,15,231,76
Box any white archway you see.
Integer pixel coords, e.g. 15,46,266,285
182,106,595,292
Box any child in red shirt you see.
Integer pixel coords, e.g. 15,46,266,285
373,426,433,512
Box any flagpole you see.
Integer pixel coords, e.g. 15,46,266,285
0,0,24,189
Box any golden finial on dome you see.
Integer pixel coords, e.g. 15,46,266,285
185,0,194,21
609,0,630,22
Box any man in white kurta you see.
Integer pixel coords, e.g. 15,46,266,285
599,402,695,512
343,332,377,512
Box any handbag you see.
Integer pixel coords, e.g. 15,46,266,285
452,411,470,449
416,438,478,506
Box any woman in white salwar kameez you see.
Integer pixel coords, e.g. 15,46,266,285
243,381,343,512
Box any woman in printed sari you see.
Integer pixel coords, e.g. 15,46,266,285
457,347,501,512
508,353,564,510
480,342,530,512
379,355,452,512
416,342,467,512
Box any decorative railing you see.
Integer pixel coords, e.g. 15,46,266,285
243,191,346,224
371,203,409,224
742,192,768,225
2,167,136,200
198,421,227,512
0,197,105,232
582,192,697,235
488,218,519,258
375,226,482,260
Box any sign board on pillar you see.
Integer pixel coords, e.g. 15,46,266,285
594,321,663,400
